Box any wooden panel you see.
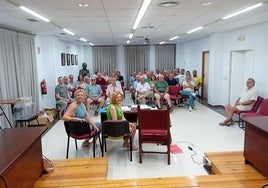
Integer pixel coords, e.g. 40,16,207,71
35,152,268,188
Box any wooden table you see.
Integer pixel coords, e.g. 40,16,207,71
0,99,20,128
243,116,268,178
0,127,47,188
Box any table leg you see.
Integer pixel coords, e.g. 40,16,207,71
0,106,13,128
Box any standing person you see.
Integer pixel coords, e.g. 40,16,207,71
219,78,258,126
180,74,196,112
154,74,172,110
106,91,138,150
55,76,72,119
62,89,101,147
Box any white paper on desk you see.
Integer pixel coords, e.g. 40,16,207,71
121,106,131,112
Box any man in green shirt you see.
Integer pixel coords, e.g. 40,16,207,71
154,74,172,110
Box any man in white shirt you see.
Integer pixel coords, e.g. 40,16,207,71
219,78,258,126
136,76,153,104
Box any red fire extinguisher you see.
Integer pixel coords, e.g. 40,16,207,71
41,79,47,94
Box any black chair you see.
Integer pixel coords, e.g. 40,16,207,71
64,121,102,159
101,120,133,161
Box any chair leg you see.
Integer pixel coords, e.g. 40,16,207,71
93,135,96,158
75,139,78,150
167,144,170,165
139,142,142,164
66,137,70,159
101,136,105,157
129,136,132,162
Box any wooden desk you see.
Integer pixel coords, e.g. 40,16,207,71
0,99,20,128
0,127,47,188
243,116,268,178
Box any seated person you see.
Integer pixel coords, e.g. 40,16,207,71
136,76,153,104
130,74,140,104
106,91,137,150
84,78,105,116
55,76,72,119
96,73,106,86
219,78,258,126
166,73,179,86
192,70,202,93
68,74,77,98
106,76,124,103
62,89,101,147
154,74,172,109
180,74,196,112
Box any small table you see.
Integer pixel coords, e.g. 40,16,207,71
0,99,20,128
15,114,39,127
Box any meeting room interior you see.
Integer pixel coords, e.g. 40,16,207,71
1,0,268,187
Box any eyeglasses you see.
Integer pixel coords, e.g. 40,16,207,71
91,79,96,81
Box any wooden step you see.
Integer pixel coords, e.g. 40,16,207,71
34,152,268,188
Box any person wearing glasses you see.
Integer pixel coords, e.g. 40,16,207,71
84,78,105,116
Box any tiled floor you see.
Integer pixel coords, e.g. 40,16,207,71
41,92,245,180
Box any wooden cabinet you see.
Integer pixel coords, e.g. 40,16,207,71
0,127,47,188
243,116,268,178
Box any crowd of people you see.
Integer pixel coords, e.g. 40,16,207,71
55,64,259,149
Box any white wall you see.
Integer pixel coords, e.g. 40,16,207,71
35,35,86,108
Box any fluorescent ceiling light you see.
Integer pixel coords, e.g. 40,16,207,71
132,0,152,30
201,2,212,6
129,33,133,39
78,3,89,7
62,28,75,36
159,41,165,44
187,26,203,34
169,36,179,41
222,3,263,20
88,42,94,46
19,6,50,22
127,40,130,44
79,38,87,42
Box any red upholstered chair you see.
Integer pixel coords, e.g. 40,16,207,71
138,106,171,165
168,85,182,104
243,98,268,118
64,121,101,159
234,96,264,128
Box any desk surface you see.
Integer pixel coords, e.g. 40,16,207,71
0,127,47,174
242,116,268,133
0,99,20,105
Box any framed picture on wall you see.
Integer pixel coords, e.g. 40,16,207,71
71,54,74,65
75,55,78,65
61,53,65,66
66,53,70,66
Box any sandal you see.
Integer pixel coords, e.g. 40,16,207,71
219,121,228,126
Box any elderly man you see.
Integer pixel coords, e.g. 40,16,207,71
84,77,105,116
154,74,172,110
136,76,153,104
219,78,258,126
55,76,72,119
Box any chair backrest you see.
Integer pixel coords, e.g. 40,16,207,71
251,96,264,112
168,86,181,95
102,120,129,137
259,98,268,115
64,121,92,139
138,108,170,130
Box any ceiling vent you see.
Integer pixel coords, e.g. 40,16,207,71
158,1,179,7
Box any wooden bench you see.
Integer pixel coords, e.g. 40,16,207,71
34,152,268,188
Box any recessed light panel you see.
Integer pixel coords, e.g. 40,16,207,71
158,1,179,7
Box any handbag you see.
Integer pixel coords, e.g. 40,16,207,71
43,155,54,174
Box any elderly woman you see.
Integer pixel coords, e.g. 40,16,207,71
62,89,102,147
106,91,138,150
